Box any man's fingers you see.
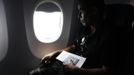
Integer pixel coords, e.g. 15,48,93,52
41,56,51,63
70,59,75,65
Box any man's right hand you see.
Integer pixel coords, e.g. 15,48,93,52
41,50,62,64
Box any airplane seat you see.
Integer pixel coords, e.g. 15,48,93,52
125,10,134,75
101,4,134,75
117,4,134,75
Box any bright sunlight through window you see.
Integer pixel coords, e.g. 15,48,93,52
33,11,63,43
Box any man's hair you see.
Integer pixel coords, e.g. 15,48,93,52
78,0,105,28
78,0,104,6
78,0,105,12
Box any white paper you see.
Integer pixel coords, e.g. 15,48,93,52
56,51,86,68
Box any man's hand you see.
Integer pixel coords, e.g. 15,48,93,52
41,44,76,64
64,59,79,72
41,50,62,64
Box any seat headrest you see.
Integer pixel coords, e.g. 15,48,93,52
104,4,134,28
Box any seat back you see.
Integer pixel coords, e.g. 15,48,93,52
101,4,134,75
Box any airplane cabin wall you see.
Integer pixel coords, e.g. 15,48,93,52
0,0,133,75
0,0,39,75
0,0,77,75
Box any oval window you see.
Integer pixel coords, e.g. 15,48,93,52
33,1,63,43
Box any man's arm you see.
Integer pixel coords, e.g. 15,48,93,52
41,44,76,63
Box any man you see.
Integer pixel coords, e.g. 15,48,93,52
42,0,113,75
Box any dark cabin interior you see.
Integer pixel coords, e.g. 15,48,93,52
0,0,134,75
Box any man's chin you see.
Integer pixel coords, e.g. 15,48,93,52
82,23,86,26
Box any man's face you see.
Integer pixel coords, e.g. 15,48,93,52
78,5,87,26
78,4,97,27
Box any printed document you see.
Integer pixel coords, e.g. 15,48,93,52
56,51,86,68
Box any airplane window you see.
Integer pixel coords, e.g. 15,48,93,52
33,2,63,43
24,0,74,58
0,0,8,62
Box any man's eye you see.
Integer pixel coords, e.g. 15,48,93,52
78,11,82,18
